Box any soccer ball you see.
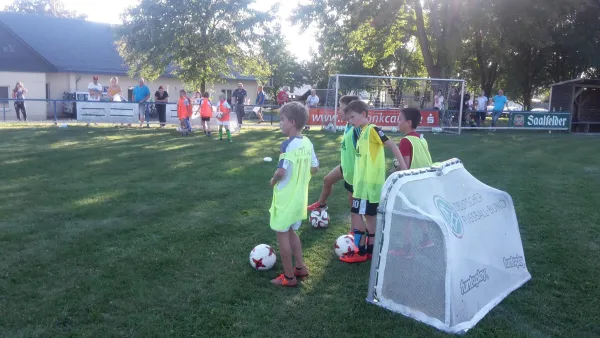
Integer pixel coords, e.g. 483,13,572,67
326,123,335,131
310,210,329,228
432,127,443,134
249,244,277,271
215,111,224,119
391,127,398,133
334,234,357,257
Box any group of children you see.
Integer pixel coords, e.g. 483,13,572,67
268,96,434,287
176,90,233,142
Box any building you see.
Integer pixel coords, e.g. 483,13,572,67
550,78,600,133
0,12,259,120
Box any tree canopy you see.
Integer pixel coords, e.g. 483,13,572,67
3,0,87,19
116,0,271,92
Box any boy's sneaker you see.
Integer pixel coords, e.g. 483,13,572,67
419,239,434,249
307,201,327,211
271,274,297,287
388,248,414,258
294,266,309,278
339,252,368,264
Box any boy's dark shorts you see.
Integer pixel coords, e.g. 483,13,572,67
201,117,210,122
351,198,378,216
339,166,353,193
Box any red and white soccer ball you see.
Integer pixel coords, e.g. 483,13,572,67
310,210,330,228
334,234,357,257
249,244,277,271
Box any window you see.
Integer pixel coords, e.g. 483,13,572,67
264,78,274,88
221,89,233,105
0,86,9,104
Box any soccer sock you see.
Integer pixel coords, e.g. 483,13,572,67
226,129,231,140
367,233,376,254
285,275,295,280
353,230,365,254
219,127,223,139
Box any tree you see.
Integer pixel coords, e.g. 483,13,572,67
116,0,271,93
3,0,87,19
258,25,306,100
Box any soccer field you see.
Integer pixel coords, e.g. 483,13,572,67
0,125,598,337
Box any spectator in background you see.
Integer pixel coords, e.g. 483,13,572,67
133,78,151,128
433,89,444,109
448,87,460,112
88,76,103,101
255,85,266,123
232,83,247,129
277,86,290,106
306,89,320,108
12,82,27,121
490,89,509,128
475,90,488,127
154,86,169,128
108,77,122,101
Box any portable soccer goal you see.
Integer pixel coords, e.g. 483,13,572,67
322,74,466,134
366,159,531,334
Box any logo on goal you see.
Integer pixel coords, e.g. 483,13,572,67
433,195,464,238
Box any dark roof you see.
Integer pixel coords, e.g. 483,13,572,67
0,11,255,80
0,12,127,75
551,78,600,87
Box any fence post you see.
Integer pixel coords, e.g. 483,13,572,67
53,101,57,124
3,102,5,121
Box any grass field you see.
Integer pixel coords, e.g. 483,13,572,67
0,125,599,337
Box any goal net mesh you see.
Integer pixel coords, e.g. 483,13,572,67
367,159,531,334
322,75,466,133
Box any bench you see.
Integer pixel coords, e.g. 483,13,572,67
572,121,600,133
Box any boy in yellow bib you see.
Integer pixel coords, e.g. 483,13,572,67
391,107,435,258
269,102,320,287
340,101,408,264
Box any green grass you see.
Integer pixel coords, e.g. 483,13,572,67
0,125,599,337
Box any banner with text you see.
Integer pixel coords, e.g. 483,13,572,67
307,108,440,127
508,112,570,130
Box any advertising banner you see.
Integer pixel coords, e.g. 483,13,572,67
307,108,440,127
508,112,570,129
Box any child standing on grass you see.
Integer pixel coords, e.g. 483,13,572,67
269,102,319,287
339,100,408,264
199,92,213,137
390,107,435,258
177,90,192,136
216,93,233,142
307,95,360,213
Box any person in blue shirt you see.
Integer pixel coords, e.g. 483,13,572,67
255,85,266,123
133,78,151,128
491,89,509,128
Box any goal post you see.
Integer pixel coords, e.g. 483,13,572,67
318,74,466,134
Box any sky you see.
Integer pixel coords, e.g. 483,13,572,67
0,0,318,61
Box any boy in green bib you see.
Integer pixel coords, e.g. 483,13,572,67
308,95,360,212
391,107,435,258
269,102,320,287
340,101,408,264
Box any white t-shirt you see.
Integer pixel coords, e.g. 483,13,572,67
476,96,488,111
434,95,444,109
88,83,103,101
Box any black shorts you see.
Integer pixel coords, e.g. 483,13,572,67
351,198,378,216
339,166,353,192
201,117,210,122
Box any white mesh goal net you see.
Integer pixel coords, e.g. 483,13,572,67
320,75,467,134
366,159,531,334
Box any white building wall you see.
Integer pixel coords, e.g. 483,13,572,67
0,71,47,121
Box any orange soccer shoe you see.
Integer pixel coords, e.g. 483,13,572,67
339,252,368,264
294,266,309,278
307,201,328,211
271,274,298,287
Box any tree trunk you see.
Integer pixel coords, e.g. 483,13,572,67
412,0,441,78
201,80,206,94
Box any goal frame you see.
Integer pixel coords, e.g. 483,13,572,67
326,74,466,134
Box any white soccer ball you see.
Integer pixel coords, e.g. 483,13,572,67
391,127,398,133
326,123,335,131
334,234,357,257
310,210,329,228
249,244,277,271
215,111,224,119
432,127,443,134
